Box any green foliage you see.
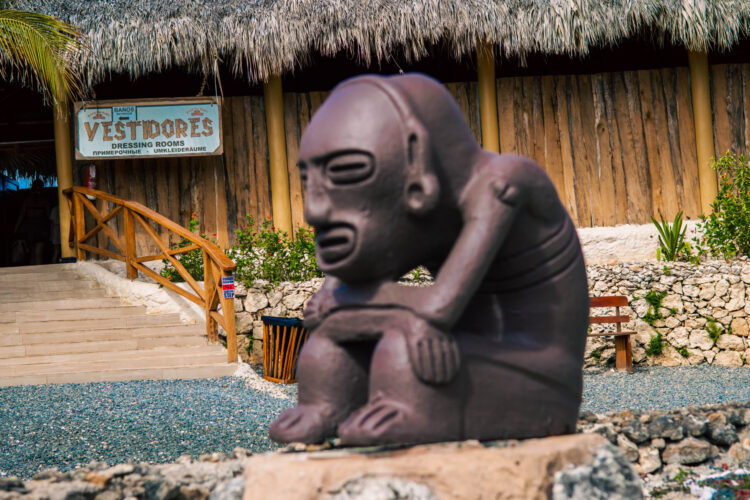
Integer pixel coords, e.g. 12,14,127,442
672,468,692,485
694,151,750,259
160,213,204,282
706,318,723,344
645,332,663,356
591,350,601,361
652,211,689,261
642,290,667,325
662,265,671,275
229,215,321,286
0,7,85,107
676,346,689,358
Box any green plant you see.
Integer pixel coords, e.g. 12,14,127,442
672,468,692,485
706,318,723,344
652,211,688,261
662,265,671,275
591,350,601,361
642,290,667,325
160,213,205,282
229,215,322,286
645,332,664,356
676,346,689,358
694,151,750,259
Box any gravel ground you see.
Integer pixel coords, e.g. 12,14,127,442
2,365,750,479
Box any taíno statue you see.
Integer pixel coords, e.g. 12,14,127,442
269,73,589,446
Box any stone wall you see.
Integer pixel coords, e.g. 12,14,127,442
587,258,750,368
231,258,750,368
579,401,750,495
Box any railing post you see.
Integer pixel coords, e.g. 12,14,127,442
203,251,218,343
123,207,138,279
220,268,238,363
73,193,86,261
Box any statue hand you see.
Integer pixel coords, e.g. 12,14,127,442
404,316,460,385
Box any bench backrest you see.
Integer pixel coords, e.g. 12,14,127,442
590,295,630,332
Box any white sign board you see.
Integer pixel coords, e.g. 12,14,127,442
75,97,223,160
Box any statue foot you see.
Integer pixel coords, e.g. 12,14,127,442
338,392,451,446
268,404,339,444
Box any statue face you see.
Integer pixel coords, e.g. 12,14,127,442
298,83,413,283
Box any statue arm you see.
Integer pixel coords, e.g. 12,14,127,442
408,168,522,330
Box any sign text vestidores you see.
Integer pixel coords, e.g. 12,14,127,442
74,97,223,160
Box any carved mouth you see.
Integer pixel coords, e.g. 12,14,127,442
316,226,356,265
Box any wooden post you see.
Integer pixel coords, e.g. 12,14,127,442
203,252,218,342
53,105,75,259
220,268,238,362
123,208,137,279
263,75,293,237
688,51,718,214
72,193,85,261
477,42,500,153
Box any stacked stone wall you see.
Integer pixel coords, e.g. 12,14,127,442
230,258,750,368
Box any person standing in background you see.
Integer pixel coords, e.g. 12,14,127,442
14,179,51,265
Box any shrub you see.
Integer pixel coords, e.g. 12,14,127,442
229,215,321,286
160,213,204,282
645,332,663,356
706,318,723,344
652,211,689,261
694,151,750,259
642,290,666,325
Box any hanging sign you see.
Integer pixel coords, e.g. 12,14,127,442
74,97,223,160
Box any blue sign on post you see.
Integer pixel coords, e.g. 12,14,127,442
221,276,235,299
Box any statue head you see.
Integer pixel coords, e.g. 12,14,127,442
298,73,481,284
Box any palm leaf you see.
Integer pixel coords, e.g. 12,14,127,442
0,8,85,108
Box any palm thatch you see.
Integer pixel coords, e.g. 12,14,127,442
12,0,750,87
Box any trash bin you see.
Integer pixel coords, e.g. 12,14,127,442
260,316,310,384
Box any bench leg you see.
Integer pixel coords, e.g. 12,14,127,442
614,336,633,373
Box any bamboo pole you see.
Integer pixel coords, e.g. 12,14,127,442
477,42,500,153
263,75,293,237
53,105,75,259
688,51,718,214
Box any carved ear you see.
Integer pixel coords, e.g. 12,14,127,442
404,128,439,216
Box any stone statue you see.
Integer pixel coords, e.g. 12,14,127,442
269,73,589,446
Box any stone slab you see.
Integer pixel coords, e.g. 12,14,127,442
243,434,622,500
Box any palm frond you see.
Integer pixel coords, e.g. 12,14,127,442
0,8,85,108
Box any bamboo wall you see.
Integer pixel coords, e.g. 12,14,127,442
88,63,749,254
711,63,750,159
495,68,702,227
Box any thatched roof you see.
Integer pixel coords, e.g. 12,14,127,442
13,0,750,86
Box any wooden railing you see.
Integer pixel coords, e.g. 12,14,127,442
63,187,237,362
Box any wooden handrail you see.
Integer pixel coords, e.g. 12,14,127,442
63,186,237,363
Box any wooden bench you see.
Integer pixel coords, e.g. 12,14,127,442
589,296,634,373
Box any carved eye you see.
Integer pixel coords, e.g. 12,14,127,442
324,152,374,185
298,162,308,187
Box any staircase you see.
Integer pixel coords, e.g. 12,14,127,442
0,263,237,387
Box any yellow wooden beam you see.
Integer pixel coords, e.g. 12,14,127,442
477,42,500,153
263,75,293,237
53,105,75,259
688,50,718,215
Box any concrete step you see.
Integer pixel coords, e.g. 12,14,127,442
2,348,229,375
0,288,105,302
1,345,226,369
0,333,21,347
13,306,146,323
0,281,100,293
18,335,211,357
21,324,206,345
0,297,123,313
0,264,75,275
0,271,80,282
18,313,186,334
0,363,238,387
